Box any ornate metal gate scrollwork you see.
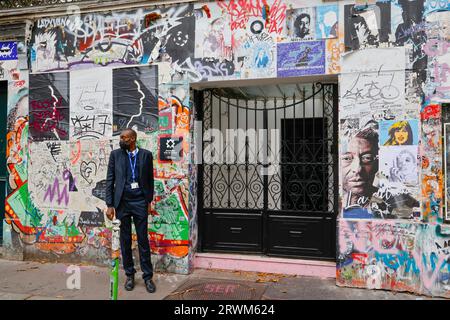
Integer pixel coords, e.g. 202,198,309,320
198,83,338,260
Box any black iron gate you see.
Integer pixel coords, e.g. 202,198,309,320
196,83,338,260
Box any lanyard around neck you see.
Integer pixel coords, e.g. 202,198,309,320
128,151,138,182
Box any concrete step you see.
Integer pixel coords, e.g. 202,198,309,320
194,253,336,279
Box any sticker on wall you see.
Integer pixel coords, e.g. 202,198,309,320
379,120,419,146
0,41,18,60
78,209,105,228
159,134,184,162
29,72,70,141
285,7,316,41
240,33,277,79
112,65,158,135
315,5,338,39
343,2,391,51
277,41,325,77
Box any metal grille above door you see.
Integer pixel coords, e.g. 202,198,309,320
196,83,338,260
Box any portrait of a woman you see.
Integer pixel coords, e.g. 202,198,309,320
384,121,413,146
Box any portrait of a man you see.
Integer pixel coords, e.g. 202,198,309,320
341,128,379,214
294,13,312,39
287,8,316,40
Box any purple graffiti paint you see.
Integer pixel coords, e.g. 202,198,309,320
277,41,325,77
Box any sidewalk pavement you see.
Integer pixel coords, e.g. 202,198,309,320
0,258,444,300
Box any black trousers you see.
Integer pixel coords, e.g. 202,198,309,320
116,196,153,281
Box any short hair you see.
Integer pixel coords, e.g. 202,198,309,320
355,127,379,153
295,13,311,27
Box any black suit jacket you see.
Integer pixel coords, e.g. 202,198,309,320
105,148,154,209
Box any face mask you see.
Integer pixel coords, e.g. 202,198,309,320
119,141,130,151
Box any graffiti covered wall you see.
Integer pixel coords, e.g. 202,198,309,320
337,0,450,298
4,0,345,275
2,41,29,261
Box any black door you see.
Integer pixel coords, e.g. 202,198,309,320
0,81,7,245
197,83,338,260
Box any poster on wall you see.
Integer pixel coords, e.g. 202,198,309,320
285,7,316,41
29,72,70,141
379,120,419,146
30,5,195,73
277,41,325,77
112,65,158,135
0,41,18,60
315,5,338,39
340,47,406,123
28,141,72,210
70,68,113,140
340,125,380,219
391,0,427,68
343,2,391,51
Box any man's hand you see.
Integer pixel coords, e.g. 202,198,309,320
106,207,116,220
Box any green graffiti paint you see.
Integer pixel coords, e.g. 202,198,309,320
151,192,189,240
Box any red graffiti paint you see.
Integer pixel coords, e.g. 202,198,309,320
70,140,81,165
351,253,368,267
216,0,286,34
30,98,68,138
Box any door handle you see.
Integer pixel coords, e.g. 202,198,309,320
230,227,242,232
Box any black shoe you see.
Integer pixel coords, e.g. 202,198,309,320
124,275,135,291
145,279,156,293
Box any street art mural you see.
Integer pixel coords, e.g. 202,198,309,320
194,0,286,80
29,72,70,141
316,5,338,39
343,2,391,51
30,5,195,74
5,59,194,273
337,220,450,298
1,0,449,297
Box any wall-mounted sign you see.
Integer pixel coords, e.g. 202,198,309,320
0,42,18,61
158,134,184,162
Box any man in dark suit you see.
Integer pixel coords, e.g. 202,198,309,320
105,128,156,293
